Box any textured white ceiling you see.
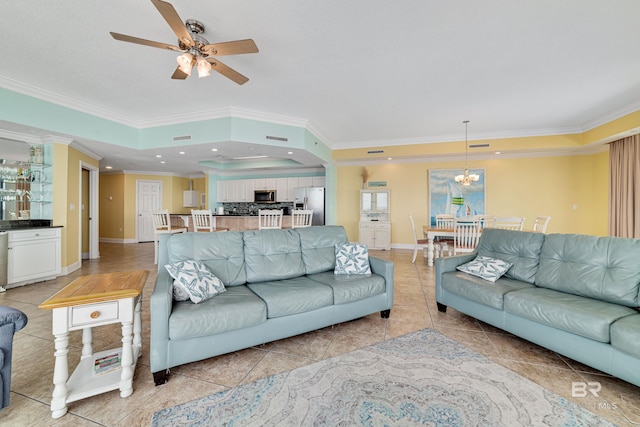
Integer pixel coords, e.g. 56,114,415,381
1,0,639,174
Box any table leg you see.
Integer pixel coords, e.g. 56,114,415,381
51,332,69,419
81,328,93,359
133,296,142,358
427,237,435,267
119,320,134,398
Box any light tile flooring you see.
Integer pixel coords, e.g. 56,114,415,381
1,243,639,426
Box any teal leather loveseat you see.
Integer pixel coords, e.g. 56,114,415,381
150,225,394,385
436,228,640,388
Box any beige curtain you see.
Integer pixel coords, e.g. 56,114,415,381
609,134,640,237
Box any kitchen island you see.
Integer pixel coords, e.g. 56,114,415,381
215,215,292,231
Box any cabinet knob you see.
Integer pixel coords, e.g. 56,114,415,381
90,311,100,319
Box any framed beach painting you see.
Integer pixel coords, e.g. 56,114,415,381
428,168,486,226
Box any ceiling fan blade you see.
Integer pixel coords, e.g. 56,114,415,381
201,39,259,56
150,0,194,48
207,58,249,85
110,32,183,52
171,66,189,80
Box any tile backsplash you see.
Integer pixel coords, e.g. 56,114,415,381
222,202,294,216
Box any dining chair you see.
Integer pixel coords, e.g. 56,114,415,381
434,214,455,250
151,209,187,264
291,209,313,228
258,209,283,229
494,216,525,231
435,214,455,229
453,218,481,255
191,209,216,232
408,214,429,263
532,216,551,233
479,214,495,229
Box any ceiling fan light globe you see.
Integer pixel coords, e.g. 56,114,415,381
177,52,194,74
196,57,212,78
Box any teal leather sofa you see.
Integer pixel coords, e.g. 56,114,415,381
436,228,640,388
150,225,394,385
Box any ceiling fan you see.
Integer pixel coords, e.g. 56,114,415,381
110,0,258,84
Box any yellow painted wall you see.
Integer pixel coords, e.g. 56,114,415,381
98,174,206,240
336,150,609,244
99,174,125,239
51,143,99,270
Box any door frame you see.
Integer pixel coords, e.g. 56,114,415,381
79,161,99,259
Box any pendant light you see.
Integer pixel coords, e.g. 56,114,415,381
454,120,479,186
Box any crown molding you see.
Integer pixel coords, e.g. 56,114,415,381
334,144,609,166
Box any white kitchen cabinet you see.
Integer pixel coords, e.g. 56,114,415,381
8,227,62,286
358,221,391,250
286,178,299,201
312,176,326,187
297,177,313,187
276,178,289,201
216,181,228,202
359,189,391,250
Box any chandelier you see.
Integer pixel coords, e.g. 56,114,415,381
455,120,479,186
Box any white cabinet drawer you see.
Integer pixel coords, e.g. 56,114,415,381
71,302,119,327
9,228,59,242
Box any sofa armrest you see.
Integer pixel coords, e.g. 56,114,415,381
435,252,476,304
369,256,394,308
149,269,174,372
0,306,27,333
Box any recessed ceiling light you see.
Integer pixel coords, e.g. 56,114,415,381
495,151,501,155
160,161,166,164
179,151,185,155
211,148,218,152
287,151,293,155
156,154,162,158
388,157,392,160
105,166,113,169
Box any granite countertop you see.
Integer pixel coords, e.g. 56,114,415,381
0,219,59,231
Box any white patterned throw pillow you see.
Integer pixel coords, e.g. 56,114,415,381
165,260,226,303
334,243,371,275
457,256,512,283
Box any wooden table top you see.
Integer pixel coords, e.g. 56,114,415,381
39,270,149,310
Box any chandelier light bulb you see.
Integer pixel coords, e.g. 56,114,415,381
455,120,479,185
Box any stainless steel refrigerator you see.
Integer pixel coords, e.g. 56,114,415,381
294,187,325,225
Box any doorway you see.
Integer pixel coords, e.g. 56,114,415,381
80,162,99,260
137,180,162,242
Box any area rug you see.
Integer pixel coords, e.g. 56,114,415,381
151,329,615,426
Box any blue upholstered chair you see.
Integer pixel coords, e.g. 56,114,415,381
0,306,28,410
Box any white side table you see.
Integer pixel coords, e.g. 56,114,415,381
39,270,148,419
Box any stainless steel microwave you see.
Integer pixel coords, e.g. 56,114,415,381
254,190,276,203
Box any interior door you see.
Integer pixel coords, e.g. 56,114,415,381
137,180,161,242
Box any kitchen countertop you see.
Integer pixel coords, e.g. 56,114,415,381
0,219,59,231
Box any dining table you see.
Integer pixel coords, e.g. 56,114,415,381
422,226,454,267
422,222,486,267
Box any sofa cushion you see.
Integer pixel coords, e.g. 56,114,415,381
334,243,371,275
296,226,350,274
475,228,546,284
165,259,226,303
247,277,333,318
243,229,306,283
504,288,638,342
535,233,640,307
307,271,386,304
611,314,640,358
167,232,247,286
457,256,512,283
169,286,266,340
442,271,535,310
